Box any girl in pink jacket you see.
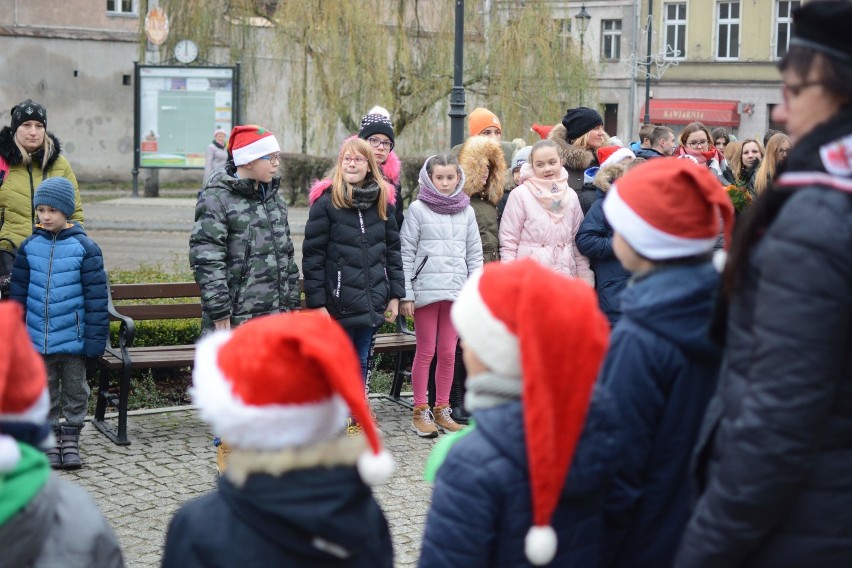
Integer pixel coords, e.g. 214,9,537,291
499,140,594,285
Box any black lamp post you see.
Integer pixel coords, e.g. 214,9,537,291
643,0,653,124
575,4,591,59
449,0,466,148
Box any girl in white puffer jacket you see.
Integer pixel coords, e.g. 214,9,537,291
399,154,483,438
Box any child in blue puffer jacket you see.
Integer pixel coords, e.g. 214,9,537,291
10,177,108,471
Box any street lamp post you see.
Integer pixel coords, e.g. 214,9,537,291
575,4,591,59
449,0,466,148
644,0,653,124
575,3,591,105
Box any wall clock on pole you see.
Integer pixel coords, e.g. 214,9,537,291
174,39,198,64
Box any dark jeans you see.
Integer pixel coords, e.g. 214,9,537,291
343,325,378,393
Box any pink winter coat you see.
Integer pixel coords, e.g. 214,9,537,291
499,167,594,285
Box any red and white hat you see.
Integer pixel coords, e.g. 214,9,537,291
451,260,610,565
597,145,635,168
191,312,394,484
0,303,51,472
227,125,280,166
603,158,734,260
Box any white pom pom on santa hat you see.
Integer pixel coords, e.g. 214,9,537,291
0,435,22,473
357,448,395,485
525,525,558,565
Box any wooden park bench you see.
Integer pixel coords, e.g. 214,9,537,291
92,278,417,445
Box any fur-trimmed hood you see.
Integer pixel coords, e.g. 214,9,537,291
548,123,597,171
380,150,401,185
0,126,63,172
593,161,630,193
308,177,397,207
458,136,506,206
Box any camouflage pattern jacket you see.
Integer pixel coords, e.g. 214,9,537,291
190,168,300,331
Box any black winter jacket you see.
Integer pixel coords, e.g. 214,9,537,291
303,183,405,328
162,467,393,568
675,109,852,567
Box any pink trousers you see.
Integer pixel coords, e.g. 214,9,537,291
412,300,458,407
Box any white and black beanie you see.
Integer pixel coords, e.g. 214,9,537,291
358,106,395,143
11,99,47,133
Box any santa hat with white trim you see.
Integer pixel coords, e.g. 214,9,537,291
227,124,281,166
597,145,635,168
0,302,51,473
603,158,734,260
191,311,394,485
451,260,610,565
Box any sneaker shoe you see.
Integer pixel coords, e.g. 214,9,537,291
411,404,438,438
433,404,464,433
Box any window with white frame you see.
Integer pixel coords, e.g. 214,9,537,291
555,18,573,50
717,1,740,59
107,0,136,14
664,3,687,60
601,19,622,60
775,1,801,59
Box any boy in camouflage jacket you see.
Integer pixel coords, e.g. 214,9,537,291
190,125,300,333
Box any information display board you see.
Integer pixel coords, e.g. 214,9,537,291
136,65,238,169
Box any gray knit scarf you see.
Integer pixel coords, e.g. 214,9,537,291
464,371,523,412
350,181,380,211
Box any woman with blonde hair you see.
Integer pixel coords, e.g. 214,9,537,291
548,106,608,193
753,133,791,195
303,137,405,391
727,138,765,196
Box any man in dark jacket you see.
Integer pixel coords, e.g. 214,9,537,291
635,126,675,159
163,312,395,568
675,3,852,566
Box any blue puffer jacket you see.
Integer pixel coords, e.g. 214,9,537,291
576,188,630,326
599,262,721,567
10,224,108,357
419,387,618,568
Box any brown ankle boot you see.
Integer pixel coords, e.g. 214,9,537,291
433,404,464,433
411,405,438,438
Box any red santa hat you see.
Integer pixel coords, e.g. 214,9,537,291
227,125,281,166
596,145,635,168
451,260,610,565
603,158,734,260
191,312,394,485
530,123,554,140
0,303,51,473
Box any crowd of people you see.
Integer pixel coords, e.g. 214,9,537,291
0,1,850,566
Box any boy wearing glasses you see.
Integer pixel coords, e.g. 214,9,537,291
190,124,301,334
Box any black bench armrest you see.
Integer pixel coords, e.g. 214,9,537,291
104,277,136,350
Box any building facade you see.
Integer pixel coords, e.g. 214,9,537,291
636,0,799,139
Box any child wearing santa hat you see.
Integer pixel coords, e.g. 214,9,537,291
499,139,594,285
162,311,395,567
0,303,123,567
598,158,733,567
419,259,613,567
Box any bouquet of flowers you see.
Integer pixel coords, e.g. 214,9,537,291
725,184,752,213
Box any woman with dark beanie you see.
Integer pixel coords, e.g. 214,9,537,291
675,2,852,565
0,99,83,249
358,106,405,229
547,106,608,193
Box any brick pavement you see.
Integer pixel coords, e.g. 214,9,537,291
59,396,436,568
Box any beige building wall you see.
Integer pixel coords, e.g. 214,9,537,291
636,0,807,137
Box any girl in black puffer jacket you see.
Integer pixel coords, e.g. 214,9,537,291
303,138,405,389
